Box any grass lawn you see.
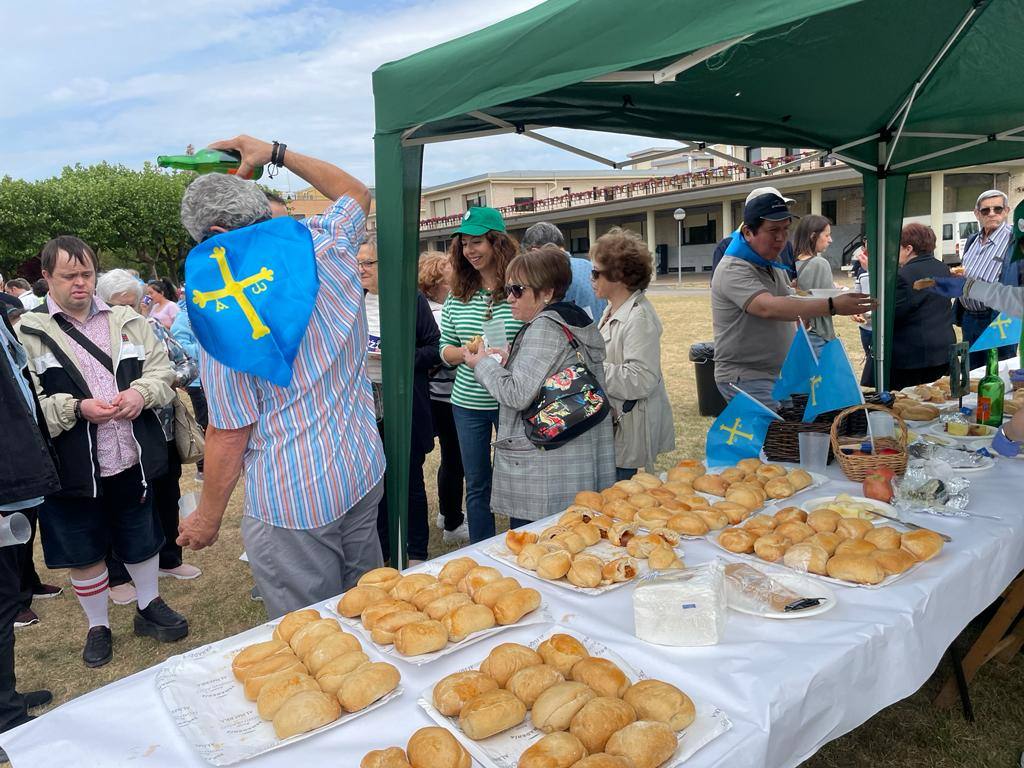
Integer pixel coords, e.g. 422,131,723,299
8,292,1021,767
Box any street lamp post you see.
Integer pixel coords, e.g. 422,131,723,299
673,208,687,285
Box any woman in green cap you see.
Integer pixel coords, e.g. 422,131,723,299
439,207,524,542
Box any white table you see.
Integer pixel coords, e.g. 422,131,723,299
4,460,1023,768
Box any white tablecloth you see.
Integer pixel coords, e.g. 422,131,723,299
4,460,1023,768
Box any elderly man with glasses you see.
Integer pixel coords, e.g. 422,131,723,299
957,189,1022,368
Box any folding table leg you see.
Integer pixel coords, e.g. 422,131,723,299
948,639,974,722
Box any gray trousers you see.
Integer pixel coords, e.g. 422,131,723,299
241,478,385,620
717,378,790,412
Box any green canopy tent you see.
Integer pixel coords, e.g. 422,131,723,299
372,0,1024,564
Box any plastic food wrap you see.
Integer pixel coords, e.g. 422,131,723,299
894,459,971,517
724,563,823,615
633,561,725,646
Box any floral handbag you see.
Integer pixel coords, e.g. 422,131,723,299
521,321,610,449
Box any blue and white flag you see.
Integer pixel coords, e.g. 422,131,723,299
968,312,1022,353
772,324,818,401
706,388,782,467
803,339,863,422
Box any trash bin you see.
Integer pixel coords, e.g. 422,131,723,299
689,342,728,418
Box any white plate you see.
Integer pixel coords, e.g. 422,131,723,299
800,494,898,522
808,287,845,297
947,455,995,473
416,626,732,768
926,422,997,444
727,571,837,619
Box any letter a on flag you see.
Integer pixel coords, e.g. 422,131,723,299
706,388,782,467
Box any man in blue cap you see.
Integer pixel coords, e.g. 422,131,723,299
711,193,872,409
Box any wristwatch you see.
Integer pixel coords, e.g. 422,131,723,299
73,399,82,420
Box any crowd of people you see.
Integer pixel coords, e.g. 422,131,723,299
1,139,1022,738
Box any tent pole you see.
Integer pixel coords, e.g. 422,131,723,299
874,146,888,391
584,35,749,84
890,138,988,170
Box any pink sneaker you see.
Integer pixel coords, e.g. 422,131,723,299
108,583,137,605
159,564,202,580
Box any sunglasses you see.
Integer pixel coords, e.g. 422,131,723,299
504,283,528,299
979,206,1005,215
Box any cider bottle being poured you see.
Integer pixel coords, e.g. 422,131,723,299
157,148,264,180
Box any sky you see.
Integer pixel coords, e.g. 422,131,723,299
1,0,664,191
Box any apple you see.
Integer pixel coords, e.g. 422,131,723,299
863,471,894,503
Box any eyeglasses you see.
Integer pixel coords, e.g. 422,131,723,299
505,283,528,299
978,206,1005,215
590,269,605,281
357,259,378,269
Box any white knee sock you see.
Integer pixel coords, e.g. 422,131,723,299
71,571,110,628
124,554,160,610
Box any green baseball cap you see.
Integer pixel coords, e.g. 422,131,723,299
1013,198,1024,262
455,206,506,236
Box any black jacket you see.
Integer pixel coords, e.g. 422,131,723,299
412,293,441,456
893,254,956,369
0,312,60,505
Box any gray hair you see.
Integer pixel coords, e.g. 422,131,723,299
96,268,144,307
521,221,565,250
360,231,377,253
976,189,1008,209
180,173,273,241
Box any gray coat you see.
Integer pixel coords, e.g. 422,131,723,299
474,304,616,521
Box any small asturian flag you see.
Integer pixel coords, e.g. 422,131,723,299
968,312,1022,353
802,339,864,422
773,324,818,401
706,388,783,467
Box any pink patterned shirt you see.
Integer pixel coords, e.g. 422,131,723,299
47,296,139,477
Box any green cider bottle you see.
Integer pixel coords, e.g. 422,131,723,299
976,347,1004,427
157,148,264,180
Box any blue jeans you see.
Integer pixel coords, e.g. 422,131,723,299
616,467,637,482
452,405,500,543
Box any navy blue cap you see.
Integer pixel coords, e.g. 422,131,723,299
743,193,798,228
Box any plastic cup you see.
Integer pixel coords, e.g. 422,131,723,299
178,492,200,520
798,432,830,473
0,512,31,548
867,411,895,438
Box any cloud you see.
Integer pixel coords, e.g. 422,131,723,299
3,0,659,187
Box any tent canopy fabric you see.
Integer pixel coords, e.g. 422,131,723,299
371,0,1024,564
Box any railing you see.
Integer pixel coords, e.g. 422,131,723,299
420,152,833,231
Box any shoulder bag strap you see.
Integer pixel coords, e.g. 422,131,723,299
52,315,115,374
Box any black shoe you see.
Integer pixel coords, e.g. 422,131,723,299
0,713,34,735
134,597,188,643
23,690,52,709
83,626,112,668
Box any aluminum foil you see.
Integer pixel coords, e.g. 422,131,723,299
894,459,971,517
907,441,991,470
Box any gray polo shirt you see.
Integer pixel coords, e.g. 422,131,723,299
711,255,795,383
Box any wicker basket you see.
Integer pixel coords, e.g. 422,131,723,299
830,403,908,481
762,393,888,464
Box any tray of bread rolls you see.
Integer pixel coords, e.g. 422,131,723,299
711,502,946,589
328,561,552,665
416,626,732,768
483,515,684,595
155,608,403,766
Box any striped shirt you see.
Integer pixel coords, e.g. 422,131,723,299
200,196,385,530
961,222,1011,312
439,289,522,410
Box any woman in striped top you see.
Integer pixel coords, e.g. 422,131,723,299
439,207,523,542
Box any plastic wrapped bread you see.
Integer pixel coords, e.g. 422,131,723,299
632,561,725,646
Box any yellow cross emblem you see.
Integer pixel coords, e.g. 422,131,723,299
990,314,1012,340
719,417,754,446
808,374,823,406
191,246,274,340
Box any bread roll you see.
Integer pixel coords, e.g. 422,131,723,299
338,585,392,618
517,732,587,768
565,555,603,589
232,640,291,680
659,497,691,514
256,671,320,720
753,533,790,562
362,599,417,630
636,507,673,528
623,679,695,729
826,554,886,584
242,655,306,699
433,670,500,717
719,467,746,484
493,587,541,625
506,663,565,709
272,689,341,739
648,545,683,570
668,467,704,484
725,486,762,511
614,479,644,495
805,531,842,556
806,509,841,533
782,543,829,575
764,477,795,499
532,681,597,733
289,619,342,658
438,557,478,585
666,511,709,536
648,487,677,502
756,464,787,482
553,531,588,555
871,547,918,576
574,491,605,510
411,582,458,611
604,720,678,768
305,631,363,674
863,526,902,551
480,642,543,687
601,557,638,584
315,650,370,694
695,508,729,530
711,500,750,526
391,573,438,602
460,566,503,596
538,550,573,580
538,633,590,676
604,499,639,522
570,755,634,768
773,506,808,523
506,529,539,555
834,538,877,557
406,726,471,768
632,471,662,489
626,533,668,559
601,486,629,502
572,522,601,547
423,592,473,621
472,577,521,609
336,661,400,712
571,657,630,698
360,747,411,768
559,509,588,527
443,603,496,642
394,619,449,656
370,610,428,646
775,521,815,543
570,696,637,753
836,518,873,540
518,542,552,571
743,514,777,535
693,474,728,496
901,529,944,561
458,689,526,739
787,468,814,491
718,528,757,554
358,566,402,593
275,609,321,643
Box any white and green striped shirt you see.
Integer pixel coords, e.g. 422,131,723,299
439,289,523,410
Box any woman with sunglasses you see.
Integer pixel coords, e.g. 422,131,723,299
590,228,674,481
464,245,614,523
439,207,522,542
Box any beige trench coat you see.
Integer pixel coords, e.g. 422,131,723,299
599,291,675,469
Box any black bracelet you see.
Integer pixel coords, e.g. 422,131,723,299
270,141,287,167
828,297,836,316
73,399,82,420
